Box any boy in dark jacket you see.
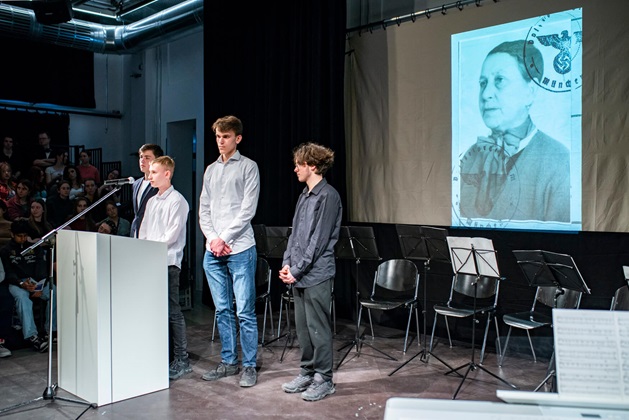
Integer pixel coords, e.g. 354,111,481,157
0,220,54,352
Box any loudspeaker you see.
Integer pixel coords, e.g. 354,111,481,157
34,0,73,25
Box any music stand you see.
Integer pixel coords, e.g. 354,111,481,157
445,236,517,399
389,225,457,376
260,226,294,362
512,250,591,392
334,226,385,370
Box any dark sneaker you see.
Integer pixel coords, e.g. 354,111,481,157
44,332,58,344
169,357,192,380
282,374,314,393
29,335,48,353
201,362,239,381
301,379,336,401
239,366,257,387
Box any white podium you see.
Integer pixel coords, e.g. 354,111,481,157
56,230,169,406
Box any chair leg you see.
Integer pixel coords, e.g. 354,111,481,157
414,306,420,347
356,305,364,356
403,307,413,353
444,316,452,348
367,309,375,340
499,326,513,367
526,330,537,362
479,312,492,365
277,298,284,337
493,316,501,359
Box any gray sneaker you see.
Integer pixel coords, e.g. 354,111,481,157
201,362,240,381
169,357,192,380
282,374,314,393
239,366,257,387
301,379,336,401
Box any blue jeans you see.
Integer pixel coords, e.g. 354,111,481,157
204,246,258,367
9,283,56,340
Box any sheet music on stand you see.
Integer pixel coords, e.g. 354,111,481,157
498,309,629,410
553,308,629,401
446,236,499,278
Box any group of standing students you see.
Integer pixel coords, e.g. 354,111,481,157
132,115,342,402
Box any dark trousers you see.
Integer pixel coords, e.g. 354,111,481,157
168,265,188,359
293,278,333,381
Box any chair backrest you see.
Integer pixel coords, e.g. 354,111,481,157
372,259,419,298
256,257,272,295
451,273,500,300
536,286,582,310
611,282,629,310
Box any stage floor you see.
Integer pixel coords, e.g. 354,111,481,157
0,298,550,419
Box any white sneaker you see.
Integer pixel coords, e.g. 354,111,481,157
0,343,12,358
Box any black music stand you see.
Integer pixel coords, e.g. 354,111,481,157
389,225,456,376
512,250,590,392
445,236,517,399
334,226,385,370
260,226,294,362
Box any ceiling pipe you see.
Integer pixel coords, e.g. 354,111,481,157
0,0,203,54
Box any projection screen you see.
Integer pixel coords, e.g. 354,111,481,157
346,0,628,233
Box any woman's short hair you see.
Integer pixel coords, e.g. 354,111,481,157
487,40,543,83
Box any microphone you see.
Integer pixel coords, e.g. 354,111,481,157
104,176,135,186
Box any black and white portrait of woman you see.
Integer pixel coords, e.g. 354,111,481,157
458,40,570,223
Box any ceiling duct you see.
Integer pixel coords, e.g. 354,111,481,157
0,0,203,54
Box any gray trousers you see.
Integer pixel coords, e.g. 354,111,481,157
168,265,188,359
293,278,333,381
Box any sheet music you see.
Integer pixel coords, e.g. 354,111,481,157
623,265,629,280
446,236,499,277
553,309,629,400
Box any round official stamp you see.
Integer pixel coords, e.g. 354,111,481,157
524,11,583,93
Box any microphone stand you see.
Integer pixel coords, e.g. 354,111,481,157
0,186,122,417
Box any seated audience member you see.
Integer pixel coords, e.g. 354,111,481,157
77,150,101,185
0,200,11,248
97,200,130,236
46,180,74,228
67,197,96,232
63,165,84,200
83,177,105,221
28,199,53,243
98,168,122,204
32,131,55,169
6,180,32,221
1,220,55,352
44,149,67,188
0,162,15,203
0,135,25,181
28,166,47,201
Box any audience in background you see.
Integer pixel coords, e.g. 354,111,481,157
46,180,73,228
97,200,130,236
28,166,47,201
98,168,121,204
83,177,105,221
0,162,15,203
32,131,55,169
1,220,55,352
44,148,67,187
67,197,96,232
6,180,32,221
77,150,101,184
63,165,84,200
27,198,53,243
0,135,24,181
0,200,12,248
